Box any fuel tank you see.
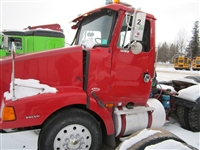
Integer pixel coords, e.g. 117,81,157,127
113,98,166,137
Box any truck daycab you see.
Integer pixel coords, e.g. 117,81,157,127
0,1,166,150
0,24,65,58
174,55,191,70
192,56,200,70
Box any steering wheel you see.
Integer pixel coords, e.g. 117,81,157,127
94,38,101,44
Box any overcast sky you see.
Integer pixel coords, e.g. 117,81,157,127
0,0,199,45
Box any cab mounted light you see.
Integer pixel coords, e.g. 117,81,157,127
114,0,120,3
2,106,16,121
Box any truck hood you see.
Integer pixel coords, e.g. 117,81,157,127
0,45,83,101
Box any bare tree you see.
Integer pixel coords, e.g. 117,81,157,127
175,28,189,54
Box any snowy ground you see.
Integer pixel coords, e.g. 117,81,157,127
0,117,199,150
156,63,200,81
0,64,199,150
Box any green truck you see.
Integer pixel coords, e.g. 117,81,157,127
0,28,65,57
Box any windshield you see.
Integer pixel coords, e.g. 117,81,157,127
179,60,183,63
196,60,200,64
76,9,116,47
8,37,22,51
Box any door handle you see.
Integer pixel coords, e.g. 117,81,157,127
143,73,151,83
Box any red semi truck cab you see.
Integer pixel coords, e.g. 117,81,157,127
0,1,165,150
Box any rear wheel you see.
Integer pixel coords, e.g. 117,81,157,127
38,108,102,150
116,128,194,150
188,109,200,132
176,105,190,130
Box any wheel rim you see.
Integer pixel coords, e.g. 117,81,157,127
54,124,92,150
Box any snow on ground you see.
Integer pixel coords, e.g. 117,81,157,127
163,118,200,149
0,64,199,150
119,129,162,149
0,117,199,150
156,64,200,81
0,130,37,150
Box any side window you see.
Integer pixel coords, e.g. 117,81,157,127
117,30,130,48
8,37,22,50
118,17,150,52
13,38,22,50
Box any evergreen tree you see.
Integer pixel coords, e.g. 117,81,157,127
186,21,200,58
157,42,170,63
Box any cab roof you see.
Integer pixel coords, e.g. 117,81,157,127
71,3,156,23
3,30,65,38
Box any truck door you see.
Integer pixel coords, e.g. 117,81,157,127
109,16,155,105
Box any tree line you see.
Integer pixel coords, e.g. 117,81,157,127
157,21,200,63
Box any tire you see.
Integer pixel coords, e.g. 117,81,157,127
38,108,102,150
188,109,200,132
116,128,196,150
176,105,190,130
185,76,200,83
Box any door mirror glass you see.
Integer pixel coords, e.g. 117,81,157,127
130,42,142,54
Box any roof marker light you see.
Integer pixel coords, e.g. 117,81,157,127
114,0,120,3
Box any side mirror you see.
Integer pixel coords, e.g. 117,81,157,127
8,41,12,52
3,35,9,49
7,38,15,52
130,42,142,54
